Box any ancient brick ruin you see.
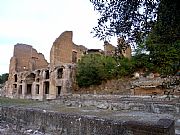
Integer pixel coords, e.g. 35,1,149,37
4,31,87,100
104,37,132,59
3,31,132,100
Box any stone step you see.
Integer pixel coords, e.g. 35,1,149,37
175,119,180,135
175,128,180,135
175,119,180,126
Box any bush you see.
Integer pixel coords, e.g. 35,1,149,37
0,73,9,84
76,54,136,87
76,54,117,87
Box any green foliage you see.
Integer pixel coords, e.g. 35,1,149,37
76,54,116,87
147,41,180,75
76,54,136,87
0,73,9,84
115,58,135,77
131,0,180,76
132,54,154,72
0,97,40,106
90,0,159,43
152,0,180,44
132,40,180,75
144,0,180,75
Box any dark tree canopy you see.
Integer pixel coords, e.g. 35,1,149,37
145,0,180,75
0,73,9,84
147,0,180,44
90,0,180,75
90,0,160,44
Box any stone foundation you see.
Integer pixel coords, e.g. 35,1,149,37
0,106,175,135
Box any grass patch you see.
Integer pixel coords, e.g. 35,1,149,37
0,97,40,106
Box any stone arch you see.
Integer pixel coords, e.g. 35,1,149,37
26,73,36,83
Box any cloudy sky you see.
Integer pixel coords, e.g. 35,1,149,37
0,0,117,74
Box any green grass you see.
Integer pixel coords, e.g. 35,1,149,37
0,97,40,106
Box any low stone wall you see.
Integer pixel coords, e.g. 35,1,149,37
59,94,180,114
0,106,175,135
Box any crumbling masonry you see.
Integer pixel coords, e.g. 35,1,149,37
4,31,131,100
4,31,87,100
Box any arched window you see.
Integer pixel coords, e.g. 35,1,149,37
57,68,63,79
45,70,49,79
14,74,17,82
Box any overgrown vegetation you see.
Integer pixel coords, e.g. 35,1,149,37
76,0,180,88
76,54,115,87
76,54,135,87
0,73,8,84
90,1,179,73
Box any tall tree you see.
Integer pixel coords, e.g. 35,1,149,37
90,0,159,44
146,0,180,75
147,0,180,44
90,0,180,75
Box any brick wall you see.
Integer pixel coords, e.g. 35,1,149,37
50,31,73,66
10,44,48,73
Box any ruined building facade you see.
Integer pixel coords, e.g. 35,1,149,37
104,38,131,59
4,31,86,100
4,31,132,100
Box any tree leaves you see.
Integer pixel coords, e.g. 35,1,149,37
0,73,9,84
90,0,159,43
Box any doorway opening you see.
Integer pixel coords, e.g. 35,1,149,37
44,81,49,94
27,84,32,95
57,86,61,96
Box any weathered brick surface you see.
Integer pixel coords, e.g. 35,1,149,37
4,31,86,100
104,41,116,56
104,40,132,59
50,31,73,65
10,44,48,73
73,44,87,62
50,31,86,66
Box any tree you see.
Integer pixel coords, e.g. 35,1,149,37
145,0,180,75
90,0,159,44
132,53,154,72
115,58,135,77
90,0,180,75
76,54,136,87
149,0,180,44
76,54,117,87
0,73,9,84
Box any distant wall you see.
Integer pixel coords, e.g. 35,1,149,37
74,79,132,95
0,106,175,135
50,31,73,65
10,44,48,73
50,31,87,66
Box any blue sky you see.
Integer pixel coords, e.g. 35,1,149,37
0,0,117,74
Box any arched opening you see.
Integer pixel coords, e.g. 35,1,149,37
26,73,36,83
36,78,40,82
14,74,17,82
57,68,63,79
25,73,36,95
57,86,61,97
44,81,49,94
18,85,22,94
36,84,39,94
45,70,49,79
36,70,41,76
72,51,77,63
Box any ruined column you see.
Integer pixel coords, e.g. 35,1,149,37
22,82,26,99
